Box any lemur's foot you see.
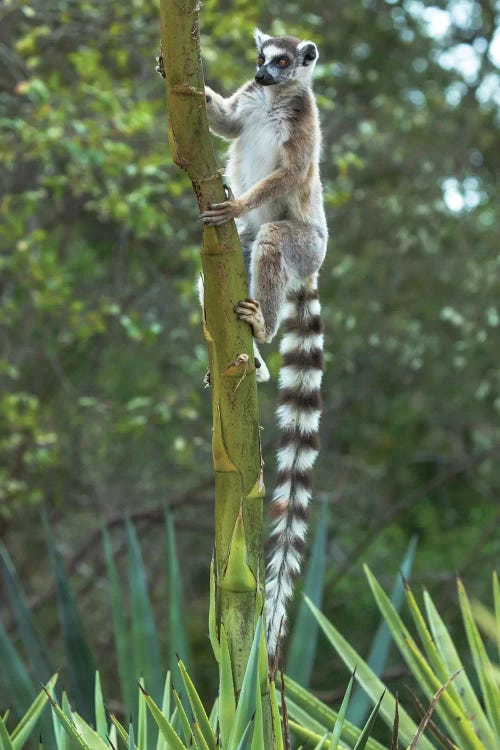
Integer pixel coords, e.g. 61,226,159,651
253,340,270,382
255,356,270,383
155,45,165,78
204,360,268,386
234,299,268,342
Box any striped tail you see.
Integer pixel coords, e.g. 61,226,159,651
265,276,323,659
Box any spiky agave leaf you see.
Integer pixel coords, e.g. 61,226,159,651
423,588,493,743
352,691,385,750
108,722,117,750
311,735,328,750
404,583,464,706
0,714,15,750
102,528,134,721
285,683,387,750
93,672,106,741
458,578,500,741
250,671,264,750
227,618,263,750
362,569,486,749
137,678,148,750
0,618,36,720
402,632,484,748
140,685,186,750
10,674,58,750
44,690,92,750
172,689,194,746
126,521,162,706
177,659,217,750
347,536,418,726
399,581,487,747
219,624,236,748
43,513,95,721
208,698,219,736
0,543,52,685
302,596,432,749
390,695,399,750
165,513,193,679
329,671,355,750
155,672,172,750
109,713,134,750
71,714,109,750
403,575,496,748
287,500,329,686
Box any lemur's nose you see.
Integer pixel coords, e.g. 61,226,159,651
255,67,275,85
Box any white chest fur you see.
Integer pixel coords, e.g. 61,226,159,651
236,90,291,192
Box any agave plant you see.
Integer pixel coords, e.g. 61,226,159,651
289,568,500,750
1,503,393,750
31,617,274,750
0,675,57,750
4,510,473,750
0,512,191,747
41,636,386,750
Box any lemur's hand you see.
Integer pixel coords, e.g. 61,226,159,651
200,198,244,226
204,86,214,105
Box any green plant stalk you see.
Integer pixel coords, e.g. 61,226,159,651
158,0,265,706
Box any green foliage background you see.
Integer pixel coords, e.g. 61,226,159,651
1,0,499,713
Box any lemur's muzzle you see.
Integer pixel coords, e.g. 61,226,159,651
255,68,278,86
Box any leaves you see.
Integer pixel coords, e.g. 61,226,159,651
44,514,95,720
141,687,186,750
287,500,328,685
126,521,163,707
306,595,432,748
10,675,58,750
347,536,418,725
165,513,193,686
458,579,500,741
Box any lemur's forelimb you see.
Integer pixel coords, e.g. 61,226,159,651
203,86,244,139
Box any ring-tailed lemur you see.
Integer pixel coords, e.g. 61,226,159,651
201,29,328,660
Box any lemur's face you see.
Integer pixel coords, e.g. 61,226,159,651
254,31,318,88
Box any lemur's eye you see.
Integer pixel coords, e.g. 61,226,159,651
278,58,289,68
257,57,264,66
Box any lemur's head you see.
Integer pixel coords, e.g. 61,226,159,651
254,29,318,88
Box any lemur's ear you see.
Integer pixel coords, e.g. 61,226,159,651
298,41,319,66
254,28,272,49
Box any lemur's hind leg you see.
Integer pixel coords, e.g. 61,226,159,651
237,223,270,382
235,223,289,343
234,221,326,343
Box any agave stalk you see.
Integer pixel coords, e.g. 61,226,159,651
158,0,265,695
